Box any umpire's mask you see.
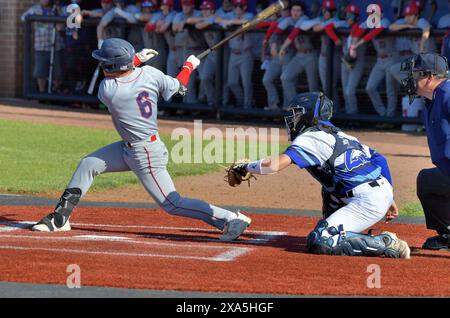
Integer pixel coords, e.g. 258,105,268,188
284,92,334,141
400,53,449,103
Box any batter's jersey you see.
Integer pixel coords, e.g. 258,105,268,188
284,129,383,194
98,66,180,143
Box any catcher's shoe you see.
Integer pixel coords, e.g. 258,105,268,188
422,234,450,251
32,213,71,232
382,231,411,259
219,212,251,242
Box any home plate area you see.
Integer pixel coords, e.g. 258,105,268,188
0,220,285,262
1,205,450,296
0,205,287,261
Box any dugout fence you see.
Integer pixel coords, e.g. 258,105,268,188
23,15,446,125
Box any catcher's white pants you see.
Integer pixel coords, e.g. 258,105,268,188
325,177,393,234
67,139,239,230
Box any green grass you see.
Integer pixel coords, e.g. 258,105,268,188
0,119,283,194
399,202,424,217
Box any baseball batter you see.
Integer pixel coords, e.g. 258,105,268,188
32,38,251,242
227,92,410,258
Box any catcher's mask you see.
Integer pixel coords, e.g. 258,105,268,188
284,92,334,141
400,53,449,103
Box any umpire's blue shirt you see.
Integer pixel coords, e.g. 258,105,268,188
424,79,450,176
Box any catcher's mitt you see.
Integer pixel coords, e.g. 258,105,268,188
224,159,257,187
342,54,357,70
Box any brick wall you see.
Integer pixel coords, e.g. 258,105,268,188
0,0,35,97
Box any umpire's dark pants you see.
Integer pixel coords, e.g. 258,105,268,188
417,167,450,235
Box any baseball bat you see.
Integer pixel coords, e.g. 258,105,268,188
196,0,286,60
87,64,100,95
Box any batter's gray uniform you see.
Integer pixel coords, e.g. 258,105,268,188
318,17,347,112
173,10,205,103
262,16,295,109
280,16,320,107
341,23,367,115
66,66,238,229
198,15,220,106
226,11,255,108
390,18,436,83
362,18,400,117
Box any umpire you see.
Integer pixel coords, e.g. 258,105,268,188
401,52,450,251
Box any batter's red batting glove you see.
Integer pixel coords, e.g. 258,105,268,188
133,48,159,66
176,55,200,86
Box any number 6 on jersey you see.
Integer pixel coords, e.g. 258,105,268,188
136,91,152,118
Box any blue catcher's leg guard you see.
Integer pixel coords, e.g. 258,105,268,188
306,220,402,258
306,220,337,255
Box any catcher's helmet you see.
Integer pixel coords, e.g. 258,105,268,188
284,92,333,141
92,38,135,73
400,52,449,103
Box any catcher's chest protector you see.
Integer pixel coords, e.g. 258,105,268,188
307,126,364,193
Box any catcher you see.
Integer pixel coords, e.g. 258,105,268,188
226,92,411,259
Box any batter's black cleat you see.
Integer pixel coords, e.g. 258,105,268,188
32,213,71,232
422,234,450,251
31,188,81,232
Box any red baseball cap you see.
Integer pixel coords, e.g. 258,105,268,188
345,4,359,15
161,0,174,7
101,0,113,4
181,0,195,6
233,0,248,6
403,3,419,16
322,0,336,10
200,0,215,10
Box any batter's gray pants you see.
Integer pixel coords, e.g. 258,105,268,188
319,53,342,111
67,140,238,230
341,57,366,115
281,52,320,108
365,57,400,117
227,51,254,108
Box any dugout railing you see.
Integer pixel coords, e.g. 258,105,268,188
23,15,447,125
